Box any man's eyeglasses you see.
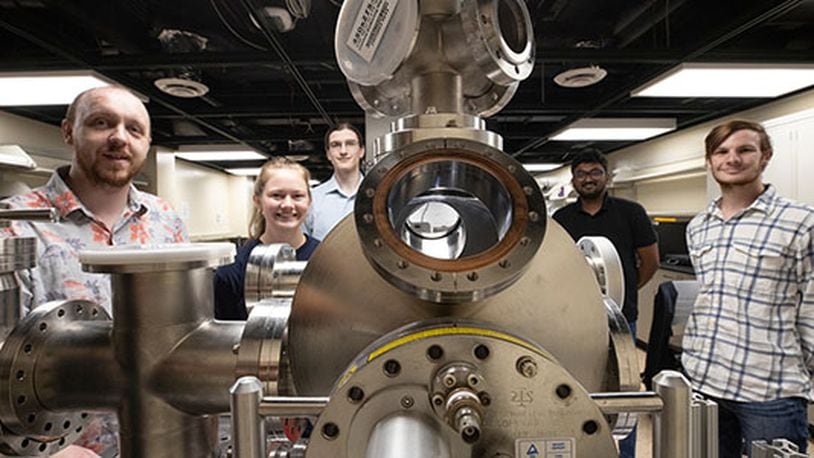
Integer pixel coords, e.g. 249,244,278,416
573,169,606,180
329,139,359,149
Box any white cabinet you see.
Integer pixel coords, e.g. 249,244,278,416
764,109,814,206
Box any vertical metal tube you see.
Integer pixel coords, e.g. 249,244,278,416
111,268,218,458
410,73,463,115
0,272,21,339
653,370,692,458
365,413,451,458
705,401,719,458
691,401,702,458
0,236,37,339
231,376,266,458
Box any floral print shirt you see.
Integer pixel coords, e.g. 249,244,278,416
1,166,188,315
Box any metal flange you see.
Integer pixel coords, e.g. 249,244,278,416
0,300,109,456
354,138,546,303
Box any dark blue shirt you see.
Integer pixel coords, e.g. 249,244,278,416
553,195,656,322
214,235,319,320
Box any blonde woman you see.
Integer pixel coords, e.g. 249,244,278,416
214,157,319,319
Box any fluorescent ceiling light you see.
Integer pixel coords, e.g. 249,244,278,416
0,71,113,106
631,63,814,98
176,150,267,161
551,118,676,141
523,163,563,173
225,168,262,176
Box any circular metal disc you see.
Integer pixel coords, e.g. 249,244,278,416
303,321,616,457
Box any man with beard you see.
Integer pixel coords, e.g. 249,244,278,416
0,86,187,457
683,120,814,456
553,149,658,458
2,86,187,314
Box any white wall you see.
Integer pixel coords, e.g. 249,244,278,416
0,111,72,195
156,150,253,241
607,87,814,212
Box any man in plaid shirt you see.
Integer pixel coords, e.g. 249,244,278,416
684,119,814,456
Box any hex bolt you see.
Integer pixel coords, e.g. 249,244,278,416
432,394,445,407
516,356,538,378
467,375,480,388
443,373,457,388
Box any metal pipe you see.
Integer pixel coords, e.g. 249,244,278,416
258,396,329,417
410,73,463,115
34,321,121,411
691,395,718,458
154,320,244,414
365,413,451,458
0,208,59,224
652,370,692,458
0,272,21,339
1,235,37,338
109,267,219,457
231,376,266,458
591,392,664,414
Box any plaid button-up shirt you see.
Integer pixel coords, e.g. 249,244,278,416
1,167,188,315
683,185,814,402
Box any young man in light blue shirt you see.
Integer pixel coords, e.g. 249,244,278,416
305,123,365,240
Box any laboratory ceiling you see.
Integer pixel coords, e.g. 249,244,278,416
1,0,812,179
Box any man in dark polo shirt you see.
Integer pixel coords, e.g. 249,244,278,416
552,149,659,458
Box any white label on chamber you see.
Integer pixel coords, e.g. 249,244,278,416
346,0,397,62
515,437,575,457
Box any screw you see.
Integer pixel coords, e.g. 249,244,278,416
427,345,444,360
556,384,572,399
473,344,490,360
516,356,538,378
443,373,457,387
322,422,340,440
401,396,414,409
383,359,401,377
348,386,364,403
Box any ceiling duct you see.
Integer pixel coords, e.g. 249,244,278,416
154,29,210,98
553,40,608,88
154,76,210,98
554,65,608,88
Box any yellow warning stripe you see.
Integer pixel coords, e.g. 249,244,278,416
366,326,547,362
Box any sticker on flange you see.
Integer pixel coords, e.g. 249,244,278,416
515,437,574,457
